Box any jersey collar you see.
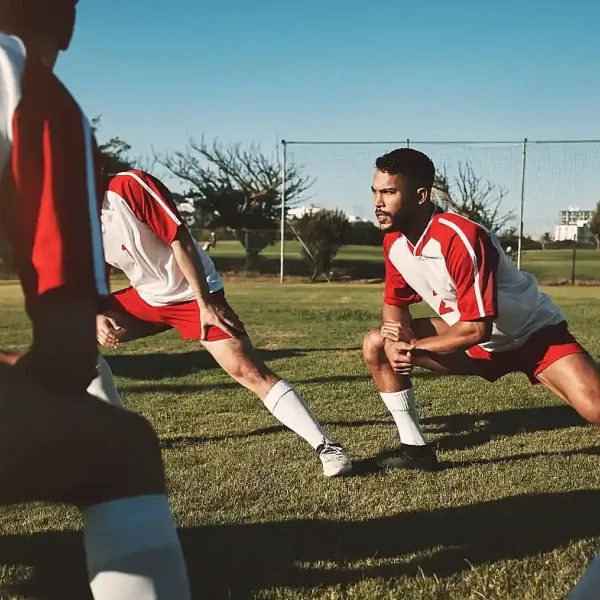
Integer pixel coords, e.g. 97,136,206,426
406,204,443,257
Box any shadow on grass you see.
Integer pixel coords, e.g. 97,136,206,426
158,405,588,456
426,405,588,451
108,348,362,380
122,374,374,395
2,489,599,599
440,444,600,470
160,420,391,450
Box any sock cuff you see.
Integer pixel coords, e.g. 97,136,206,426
264,380,294,412
380,388,414,412
82,494,179,565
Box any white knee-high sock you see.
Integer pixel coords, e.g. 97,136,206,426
87,356,123,408
568,553,600,599
380,387,426,446
264,380,334,449
82,495,190,600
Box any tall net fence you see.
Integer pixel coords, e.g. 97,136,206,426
281,139,600,282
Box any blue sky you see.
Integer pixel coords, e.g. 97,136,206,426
58,0,600,234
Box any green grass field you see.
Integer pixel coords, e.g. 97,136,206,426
207,242,600,283
1,282,600,599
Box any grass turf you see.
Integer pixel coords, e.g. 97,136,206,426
0,281,599,599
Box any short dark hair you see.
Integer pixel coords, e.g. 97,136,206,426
375,148,435,190
0,0,78,50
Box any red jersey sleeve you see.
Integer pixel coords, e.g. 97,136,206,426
109,170,183,245
9,60,108,310
383,233,422,307
439,217,498,321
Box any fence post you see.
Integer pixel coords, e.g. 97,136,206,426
571,234,577,285
517,138,528,270
406,138,410,148
280,140,287,284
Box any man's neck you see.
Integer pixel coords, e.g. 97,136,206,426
400,202,436,245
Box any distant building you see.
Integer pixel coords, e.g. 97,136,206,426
558,208,595,225
554,207,595,243
288,205,323,219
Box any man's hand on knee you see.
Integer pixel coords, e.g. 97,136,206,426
384,340,416,376
380,321,416,344
97,314,123,349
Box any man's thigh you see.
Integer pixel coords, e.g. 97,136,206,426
410,317,490,378
105,287,170,342
0,364,165,507
161,290,245,342
536,352,600,415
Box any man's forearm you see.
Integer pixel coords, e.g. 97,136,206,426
414,321,489,355
171,228,212,307
382,304,412,327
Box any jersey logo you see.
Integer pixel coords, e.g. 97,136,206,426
121,244,136,264
432,291,454,316
439,300,454,316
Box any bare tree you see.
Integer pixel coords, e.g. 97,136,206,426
160,138,313,269
92,116,157,174
433,161,514,233
590,200,600,250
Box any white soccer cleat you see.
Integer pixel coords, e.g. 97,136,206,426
316,441,353,477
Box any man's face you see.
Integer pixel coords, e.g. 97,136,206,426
372,170,419,232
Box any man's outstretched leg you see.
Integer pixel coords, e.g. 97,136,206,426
93,302,352,476
535,351,600,427
201,335,353,477
0,364,190,600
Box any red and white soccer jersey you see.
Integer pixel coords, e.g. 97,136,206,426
384,210,564,353
101,170,223,306
0,34,108,312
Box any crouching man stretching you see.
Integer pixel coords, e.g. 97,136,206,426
362,148,600,470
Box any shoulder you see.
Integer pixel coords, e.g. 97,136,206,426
109,170,168,195
383,231,403,255
0,34,26,167
432,213,492,250
0,33,26,68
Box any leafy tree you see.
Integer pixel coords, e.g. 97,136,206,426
293,209,349,281
160,139,313,269
433,161,514,233
344,221,383,246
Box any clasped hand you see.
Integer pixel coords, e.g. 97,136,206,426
380,321,416,376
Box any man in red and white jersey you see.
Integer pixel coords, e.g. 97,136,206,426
90,169,353,477
0,2,190,598
362,148,600,470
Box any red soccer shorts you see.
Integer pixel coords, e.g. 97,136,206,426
105,287,241,342
466,321,587,384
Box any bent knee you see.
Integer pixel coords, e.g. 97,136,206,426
363,328,385,361
80,409,166,507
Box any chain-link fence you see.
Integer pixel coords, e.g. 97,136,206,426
278,139,600,283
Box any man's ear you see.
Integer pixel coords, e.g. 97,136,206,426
417,187,430,205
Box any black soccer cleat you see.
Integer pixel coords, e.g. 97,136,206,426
375,444,439,471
